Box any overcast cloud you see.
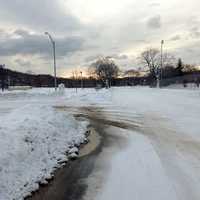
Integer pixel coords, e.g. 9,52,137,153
0,0,200,76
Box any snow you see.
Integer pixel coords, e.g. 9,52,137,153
95,129,178,200
68,147,79,154
0,88,89,200
77,87,200,200
166,83,200,90
1,86,200,200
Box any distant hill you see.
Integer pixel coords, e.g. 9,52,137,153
0,67,101,88
4,66,199,88
0,67,151,88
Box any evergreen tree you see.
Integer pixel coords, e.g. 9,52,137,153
176,58,183,76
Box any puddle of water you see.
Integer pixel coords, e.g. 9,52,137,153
79,127,101,157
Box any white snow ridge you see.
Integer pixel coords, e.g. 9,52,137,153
0,104,88,200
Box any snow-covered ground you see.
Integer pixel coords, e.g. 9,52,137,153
0,88,92,200
77,87,200,200
166,83,200,90
1,87,200,200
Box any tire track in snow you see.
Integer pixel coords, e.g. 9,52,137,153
47,105,200,200
28,106,128,200
68,106,200,200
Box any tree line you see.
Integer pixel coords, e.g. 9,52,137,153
88,49,200,87
1,48,200,90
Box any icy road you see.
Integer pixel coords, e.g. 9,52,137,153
71,87,200,200
1,87,200,200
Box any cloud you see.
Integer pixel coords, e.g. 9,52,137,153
172,40,200,65
14,58,32,68
84,53,129,64
149,2,160,7
84,55,102,63
109,54,129,60
0,0,81,33
170,35,181,41
147,15,161,29
0,28,84,57
0,0,200,75
190,27,200,39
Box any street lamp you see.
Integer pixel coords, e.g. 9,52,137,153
160,40,164,87
45,32,57,90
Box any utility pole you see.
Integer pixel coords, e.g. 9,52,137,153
45,32,57,90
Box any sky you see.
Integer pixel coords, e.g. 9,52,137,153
0,0,200,77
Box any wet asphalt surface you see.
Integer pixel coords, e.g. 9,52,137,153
27,108,111,200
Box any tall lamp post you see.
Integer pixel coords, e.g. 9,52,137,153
160,40,164,87
45,32,57,90
0,64,5,91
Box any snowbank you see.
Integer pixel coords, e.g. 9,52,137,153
0,105,88,200
165,83,200,90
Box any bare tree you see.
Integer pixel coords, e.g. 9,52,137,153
87,65,97,79
140,48,175,80
71,69,80,92
183,64,197,72
162,53,176,67
140,48,160,80
90,57,119,87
